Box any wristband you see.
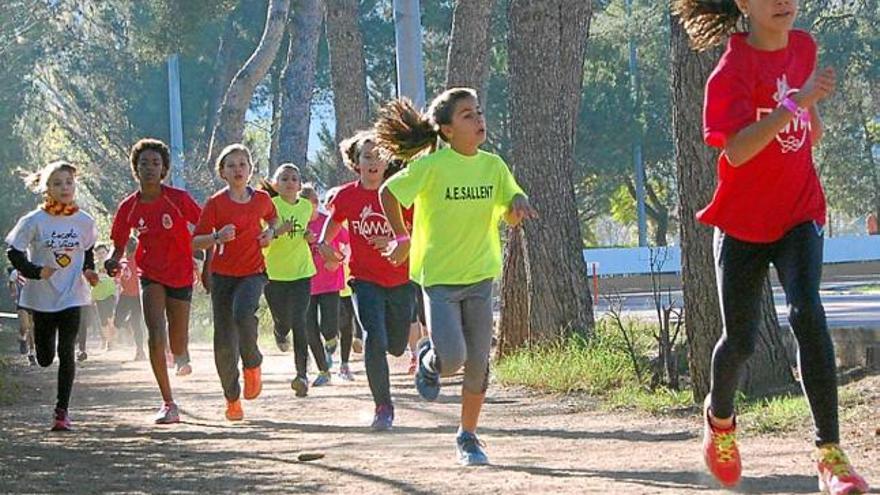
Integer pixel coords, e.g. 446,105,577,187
781,96,809,126
394,234,410,243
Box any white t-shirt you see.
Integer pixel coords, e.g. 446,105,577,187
5,209,97,312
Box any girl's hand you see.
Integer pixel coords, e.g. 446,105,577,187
383,239,410,267
795,67,836,108
40,266,57,280
257,228,275,248
505,195,538,227
305,231,318,244
217,224,236,243
83,269,99,287
103,258,120,277
274,220,293,237
201,263,212,294
317,242,344,264
368,236,392,251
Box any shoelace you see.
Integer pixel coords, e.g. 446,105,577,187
459,434,487,453
818,446,852,478
712,430,738,463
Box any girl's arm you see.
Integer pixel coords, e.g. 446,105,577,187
193,224,236,250
6,247,52,280
317,217,344,263
82,247,98,286
379,186,410,266
809,105,823,145
504,194,538,227
725,67,835,166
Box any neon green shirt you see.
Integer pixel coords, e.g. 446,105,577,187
264,196,316,281
385,147,525,287
91,277,116,301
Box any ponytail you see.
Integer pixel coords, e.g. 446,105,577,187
672,0,743,52
375,99,439,161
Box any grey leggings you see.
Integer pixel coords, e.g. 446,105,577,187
423,279,494,394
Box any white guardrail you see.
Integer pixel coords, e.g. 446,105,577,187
583,235,880,277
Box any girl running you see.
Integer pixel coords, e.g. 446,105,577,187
106,138,202,424
114,238,146,361
376,88,535,463
91,244,118,351
324,186,358,382
7,267,36,365
317,130,415,431
303,185,348,388
674,1,869,493
260,163,317,397
5,161,98,431
193,143,286,421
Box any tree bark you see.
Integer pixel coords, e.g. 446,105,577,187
444,0,495,102
277,0,323,170
672,19,796,401
740,278,798,396
501,0,595,345
202,9,240,161
497,228,530,356
325,0,369,183
208,0,291,164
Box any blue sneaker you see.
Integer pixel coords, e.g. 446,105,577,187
324,338,337,370
371,404,394,431
456,431,489,466
414,338,440,401
312,371,331,387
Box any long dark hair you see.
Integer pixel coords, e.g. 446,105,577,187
672,0,744,52
374,87,478,161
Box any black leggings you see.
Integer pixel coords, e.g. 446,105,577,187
306,292,339,372
114,295,144,351
264,279,311,378
33,307,81,410
339,296,355,364
711,222,838,445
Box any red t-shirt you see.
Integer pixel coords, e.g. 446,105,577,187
194,188,277,277
698,30,825,243
118,257,140,297
110,185,201,288
329,181,413,288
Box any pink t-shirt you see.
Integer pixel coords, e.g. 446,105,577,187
308,212,349,295
698,30,825,243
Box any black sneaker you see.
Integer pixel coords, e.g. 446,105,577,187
414,338,440,401
27,354,37,366
76,351,88,362
18,339,28,355
456,431,489,466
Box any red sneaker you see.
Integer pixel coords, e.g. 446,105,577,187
225,399,243,421
51,408,71,432
702,396,741,487
816,444,870,495
243,366,262,400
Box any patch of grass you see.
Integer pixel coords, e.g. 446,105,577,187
736,389,861,435
850,284,880,294
606,384,693,415
0,357,21,405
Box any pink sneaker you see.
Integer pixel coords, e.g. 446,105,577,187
51,408,71,431
154,402,180,425
816,444,870,495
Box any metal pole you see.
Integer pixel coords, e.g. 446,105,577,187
167,54,186,189
627,0,647,246
393,0,427,109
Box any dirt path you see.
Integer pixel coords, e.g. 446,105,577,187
0,338,876,494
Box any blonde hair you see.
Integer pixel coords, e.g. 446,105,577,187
215,143,253,174
27,161,78,195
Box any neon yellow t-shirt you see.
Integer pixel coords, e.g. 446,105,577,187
264,196,316,281
385,147,525,287
91,277,116,301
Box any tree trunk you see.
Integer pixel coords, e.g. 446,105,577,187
277,0,323,170
269,64,284,171
202,9,240,161
208,0,291,164
393,0,427,109
497,228,530,357
672,20,796,401
740,278,798,396
444,0,495,101
325,0,369,183
502,0,595,343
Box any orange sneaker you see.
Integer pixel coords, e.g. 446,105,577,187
816,444,870,495
225,399,243,421
702,396,742,487
243,366,262,400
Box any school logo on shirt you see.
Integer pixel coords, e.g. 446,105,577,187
283,217,306,238
757,74,810,154
162,213,173,230
136,217,148,235
445,185,494,201
352,205,393,239
43,228,80,268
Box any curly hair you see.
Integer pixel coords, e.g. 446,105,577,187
672,0,743,51
129,138,171,179
339,130,377,173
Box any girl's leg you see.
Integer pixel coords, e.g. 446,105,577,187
264,281,292,349
352,281,391,406
458,280,494,433
55,307,81,411
338,296,355,364
211,274,243,401
142,283,173,403
317,293,340,343
166,288,193,375
289,279,313,379
233,274,266,371
709,230,772,420
306,296,329,373
423,285,467,378
772,222,839,445
33,311,59,367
